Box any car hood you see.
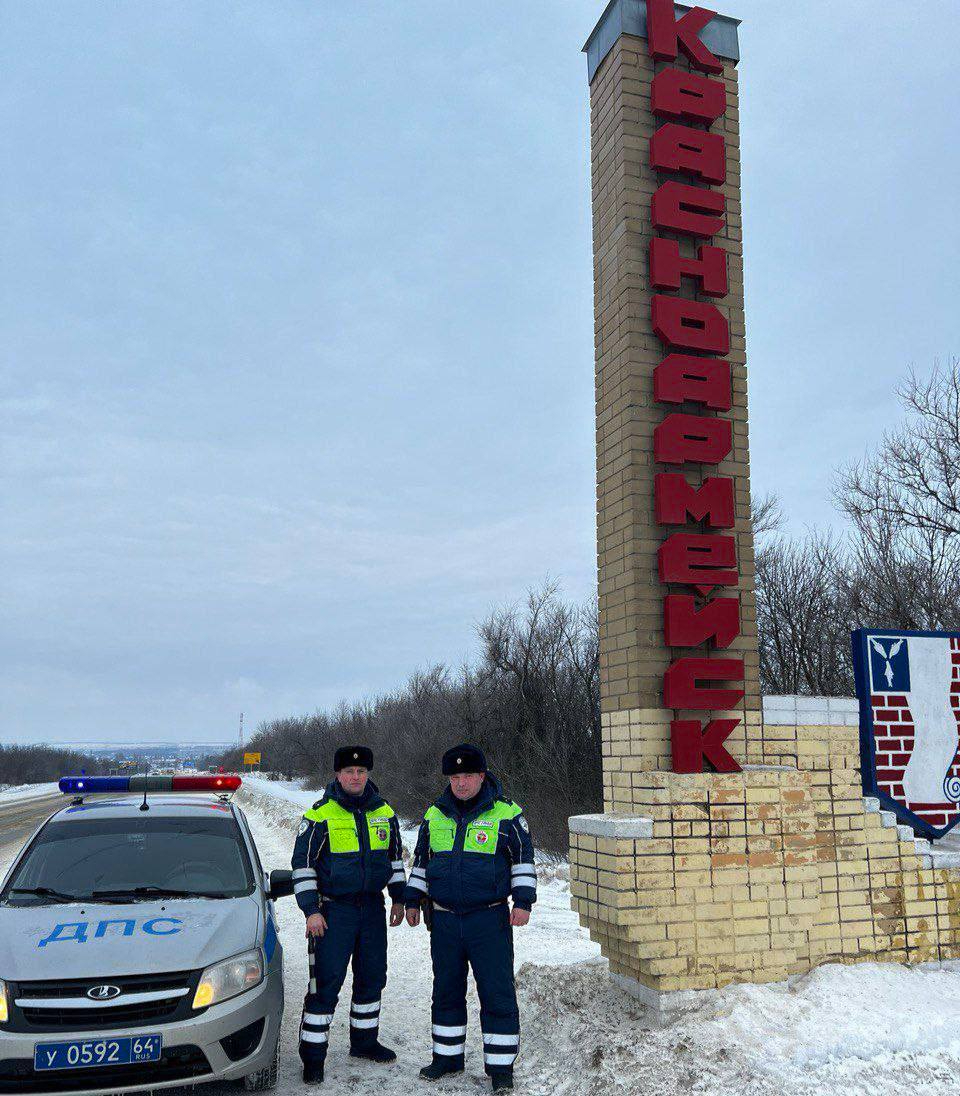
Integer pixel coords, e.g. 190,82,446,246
1,895,263,981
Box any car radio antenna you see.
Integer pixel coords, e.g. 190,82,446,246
140,760,150,812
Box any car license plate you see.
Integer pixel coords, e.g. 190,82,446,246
34,1034,162,1071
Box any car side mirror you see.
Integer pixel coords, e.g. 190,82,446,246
268,869,294,899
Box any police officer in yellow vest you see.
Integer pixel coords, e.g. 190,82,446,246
404,744,536,1093
291,746,406,1084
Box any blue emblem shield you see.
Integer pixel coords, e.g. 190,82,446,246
853,628,960,838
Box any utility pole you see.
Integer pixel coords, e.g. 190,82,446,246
238,712,244,750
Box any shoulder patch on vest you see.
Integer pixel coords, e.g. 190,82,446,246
518,815,529,832
298,819,309,836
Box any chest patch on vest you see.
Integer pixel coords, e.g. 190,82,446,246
376,827,388,842
474,831,489,845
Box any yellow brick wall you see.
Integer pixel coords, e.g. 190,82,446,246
572,717,960,993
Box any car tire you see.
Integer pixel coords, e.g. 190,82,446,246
243,1034,280,1091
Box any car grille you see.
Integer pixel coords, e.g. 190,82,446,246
0,1045,211,1093
7,971,202,1033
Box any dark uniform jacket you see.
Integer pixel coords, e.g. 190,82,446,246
403,773,536,914
291,779,406,917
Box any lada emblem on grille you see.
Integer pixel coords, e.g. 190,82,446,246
87,984,121,1000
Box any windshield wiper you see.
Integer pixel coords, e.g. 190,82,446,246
9,886,88,904
90,886,232,901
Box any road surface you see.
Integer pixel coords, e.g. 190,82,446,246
0,789,61,866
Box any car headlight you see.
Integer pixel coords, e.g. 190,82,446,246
192,949,263,1009
0,981,7,1024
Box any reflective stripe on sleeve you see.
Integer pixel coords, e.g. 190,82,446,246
292,867,317,880
294,879,318,894
406,876,427,893
389,870,406,885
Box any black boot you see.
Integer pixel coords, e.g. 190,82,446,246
490,1070,513,1092
302,1060,324,1084
420,1055,465,1081
350,1041,397,1063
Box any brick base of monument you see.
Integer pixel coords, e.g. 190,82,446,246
569,713,960,997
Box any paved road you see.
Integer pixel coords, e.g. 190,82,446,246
0,790,62,869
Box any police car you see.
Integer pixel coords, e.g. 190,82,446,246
0,775,293,1095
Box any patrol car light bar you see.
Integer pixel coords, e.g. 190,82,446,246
58,775,243,795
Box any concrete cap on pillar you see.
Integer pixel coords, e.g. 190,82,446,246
583,0,741,82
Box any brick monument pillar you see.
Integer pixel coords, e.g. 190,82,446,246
568,1,960,1003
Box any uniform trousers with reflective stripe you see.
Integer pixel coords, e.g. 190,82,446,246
299,896,387,1064
430,903,519,1075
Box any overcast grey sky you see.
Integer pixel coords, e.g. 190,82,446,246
2,2,958,745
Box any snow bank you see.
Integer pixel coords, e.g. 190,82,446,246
0,783,58,802
693,961,960,1074
235,781,313,840
240,775,319,809
520,959,960,1096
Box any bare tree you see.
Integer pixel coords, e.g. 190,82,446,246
837,359,960,631
751,491,785,538
476,585,601,853
755,530,854,696
752,491,856,695
840,360,960,537
837,504,960,633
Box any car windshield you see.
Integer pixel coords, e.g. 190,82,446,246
1,815,254,906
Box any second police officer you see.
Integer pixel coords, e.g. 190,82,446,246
291,746,407,1084
404,744,536,1093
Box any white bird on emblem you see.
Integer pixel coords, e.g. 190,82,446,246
870,638,904,688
